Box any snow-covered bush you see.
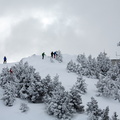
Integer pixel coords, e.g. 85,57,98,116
43,74,65,105
76,53,112,78
97,52,112,77
111,112,120,120
67,60,76,73
10,61,44,102
0,60,45,103
41,75,54,97
100,106,110,120
0,67,18,87
96,63,120,102
45,74,84,119
69,88,84,113
77,54,89,75
20,103,29,112
56,50,63,63
76,54,99,78
67,60,81,75
73,75,87,94
77,54,88,68
2,81,16,106
86,97,102,120
86,98,120,120
87,55,98,78
46,90,74,120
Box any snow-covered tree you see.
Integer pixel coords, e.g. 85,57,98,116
44,74,65,104
97,52,112,76
10,61,43,102
107,64,119,81
72,75,87,94
96,63,120,102
111,112,120,120
56,50,63,63
100,106,109,120
96,75,110,97
0,67,15,87
87,55,98,78
2,81,16,106
86,97,102,120
67,60,75,73
46,90,74,120
41,75,54,97
67,60,81,75
52,74,65,93
77,54,89,75
69,87,84,113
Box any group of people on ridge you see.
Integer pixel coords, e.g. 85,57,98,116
51,51,57,58
42,51,58,59
3,51,58,72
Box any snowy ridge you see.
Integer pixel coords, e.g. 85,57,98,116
0,54,120,120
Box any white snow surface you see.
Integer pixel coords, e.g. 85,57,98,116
0,54,120,120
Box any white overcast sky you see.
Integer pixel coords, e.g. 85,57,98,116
0,0,120,63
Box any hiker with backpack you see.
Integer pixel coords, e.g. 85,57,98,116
42,52,45,59
3,56,7,63
51,51,54,58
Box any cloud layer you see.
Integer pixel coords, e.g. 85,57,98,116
0,0,120,63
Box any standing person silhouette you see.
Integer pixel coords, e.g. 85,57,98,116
3,56,7,64
51,51,54,58
42,52,45,59
53,51,56,58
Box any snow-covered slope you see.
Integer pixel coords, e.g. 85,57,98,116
0,54,120,120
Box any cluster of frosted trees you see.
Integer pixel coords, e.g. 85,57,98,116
67,52,111,79
67,52,120,102
86,97,120,120
0,60,86,120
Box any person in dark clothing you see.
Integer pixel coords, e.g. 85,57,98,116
51,51,54,58
3,56,7,63
42,52,45,59
53,51,56,58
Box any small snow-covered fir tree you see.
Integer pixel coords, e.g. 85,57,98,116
69,87,84,113
97,52,112,76
55,50,63,63
100,106,109,120
67,60,75,73
73,75,87,94
107,64,119,81
77,54,88,68
77,54,88,75
2,81,16,106
41,75,54,97
52,74,65,92
111,112,120,120
47,90,74,120
20,103,29,112
86,97,102,120
44,74,65,104
67,60,81,75
87,55,98,78
96,76,112,97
